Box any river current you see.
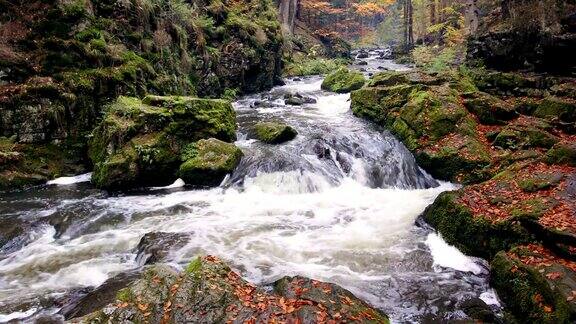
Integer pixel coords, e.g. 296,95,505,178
0,52,501,323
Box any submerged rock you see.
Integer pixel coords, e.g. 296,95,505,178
136,232,191,265
89,96,238,190
252,122,298,144
284,93,317,106
321,68,365,94
178,138,243,187
76,256,389,323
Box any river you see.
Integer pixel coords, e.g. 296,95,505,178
0,51,501,323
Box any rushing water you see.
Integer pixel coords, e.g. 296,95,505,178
0,51,501,323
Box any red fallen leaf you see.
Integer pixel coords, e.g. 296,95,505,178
546,272,563,280
137,303,148,311
543,305,553,313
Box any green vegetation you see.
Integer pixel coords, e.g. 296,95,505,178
252,122,298,144
284,58,348,77
321,68,365,93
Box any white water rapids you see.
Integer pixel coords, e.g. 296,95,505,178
0,57,500,323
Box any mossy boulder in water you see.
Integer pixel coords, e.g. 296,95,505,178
89,96,237,190
76,256,389,323
178,138,243,186
321,68,365,93
252,122,298,144
490,252,573,324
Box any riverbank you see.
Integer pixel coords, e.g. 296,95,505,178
351,65,576,322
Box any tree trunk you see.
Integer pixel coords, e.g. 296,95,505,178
502,0,511,19
277,0,299,34
429,0,436,25
466,0,479,34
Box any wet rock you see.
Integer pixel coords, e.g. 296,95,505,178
321,68,365,94
76,256,389,323
284,93,317,106
178,138,243,186
135,232,191,265
422,191,532,260
252,122,298,144
274,276,389,322
461,298,501,323
60,270,141,320
89,96,237,190
356,50,369,59
463,92,518,125
490,251,574,323
357,60,368,66
377,66,388,70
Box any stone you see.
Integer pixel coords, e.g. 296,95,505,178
178,138,243,186
89,96,237,190
135,232,191,265
547,141,576,166
75,256,389,323
252,121,298,144
321,68,365,93
463,91,518,125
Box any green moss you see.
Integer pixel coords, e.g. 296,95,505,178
321,68,365,93
284,58,348,77
178,138,243,186
491,252,572,324
252,122,297,144
494,125,559,150
423,191,532,260
185,257,203,275
463,92,517,125
510,198,558,219
546,142,576,166
116,288,133,302
533,97,576,123
517,172,563,193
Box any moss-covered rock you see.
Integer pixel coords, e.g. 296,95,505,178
0,0,283,191
321,68,365,93
422,191,532,259
178,138,243,186
490,252,573,324
0,137,87,191
76,256,389,323
546,141,576,166
463,91,518,125
89,96,237,190
367,70,444,88
533,97,576,125
252,122,298,144
493,118,559,150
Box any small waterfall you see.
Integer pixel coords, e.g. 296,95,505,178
0,52,500,323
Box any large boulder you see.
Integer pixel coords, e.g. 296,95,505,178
252,121,298,144
351,78,492,183
321,68,365,93
178,138,243,186
89,96,238,190
76,256,389,323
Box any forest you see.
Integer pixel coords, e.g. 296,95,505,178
0,0,575,323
